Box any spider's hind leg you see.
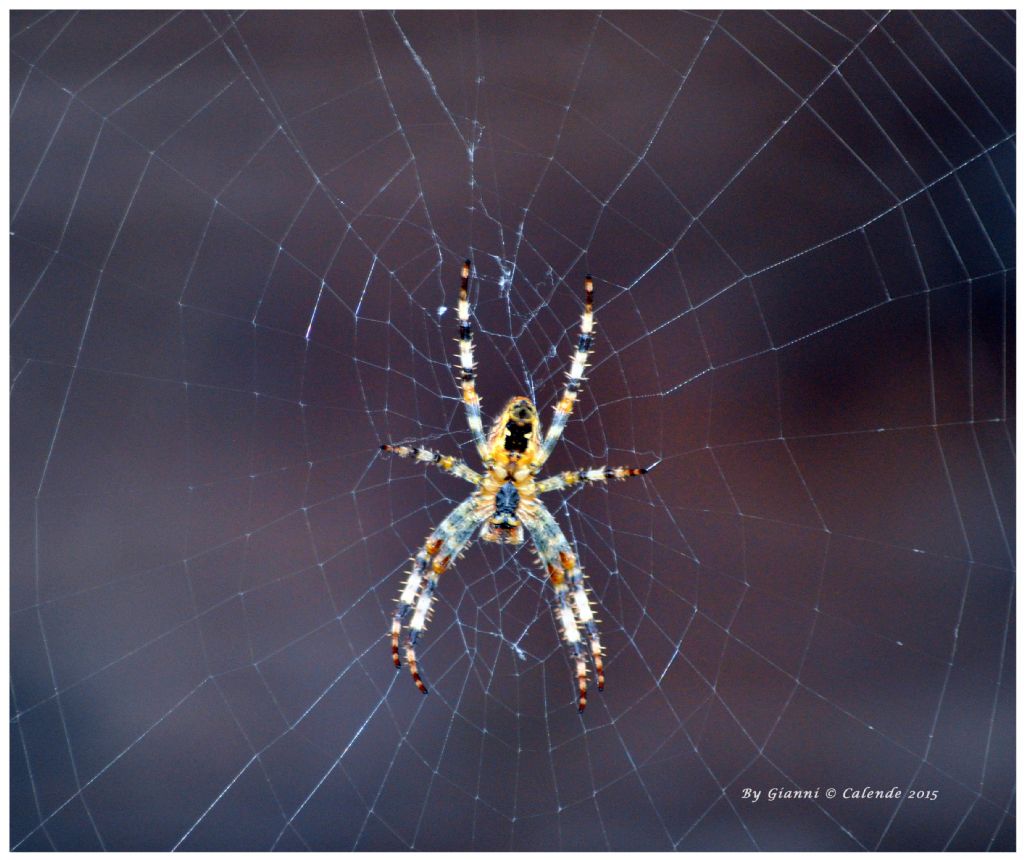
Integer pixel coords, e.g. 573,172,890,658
455,260,490,464
536,274,595,468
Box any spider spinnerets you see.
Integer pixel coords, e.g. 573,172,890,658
380,261,648,712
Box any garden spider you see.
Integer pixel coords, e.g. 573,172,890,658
381,261,648,712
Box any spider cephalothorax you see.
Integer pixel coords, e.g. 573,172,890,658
381,261,649,712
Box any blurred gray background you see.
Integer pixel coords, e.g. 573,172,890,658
10,10,1014,850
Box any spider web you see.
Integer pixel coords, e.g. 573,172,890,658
9,9,1015,851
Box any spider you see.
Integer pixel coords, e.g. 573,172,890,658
381,261,648,712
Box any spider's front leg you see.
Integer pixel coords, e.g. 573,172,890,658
536,275,595,468
392,495,484,694
523,501,604,712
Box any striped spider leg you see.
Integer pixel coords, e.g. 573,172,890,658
380,443,482,485
535,465,648,494
456,260,491,464
528,467,648,709
535,274,594,468
389,495,486,693
521,500,604,711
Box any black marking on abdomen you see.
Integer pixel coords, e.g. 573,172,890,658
504,420,531,453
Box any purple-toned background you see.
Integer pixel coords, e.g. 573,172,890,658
10,10,1014,851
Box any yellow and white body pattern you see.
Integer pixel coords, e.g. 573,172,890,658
381,262,648,712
